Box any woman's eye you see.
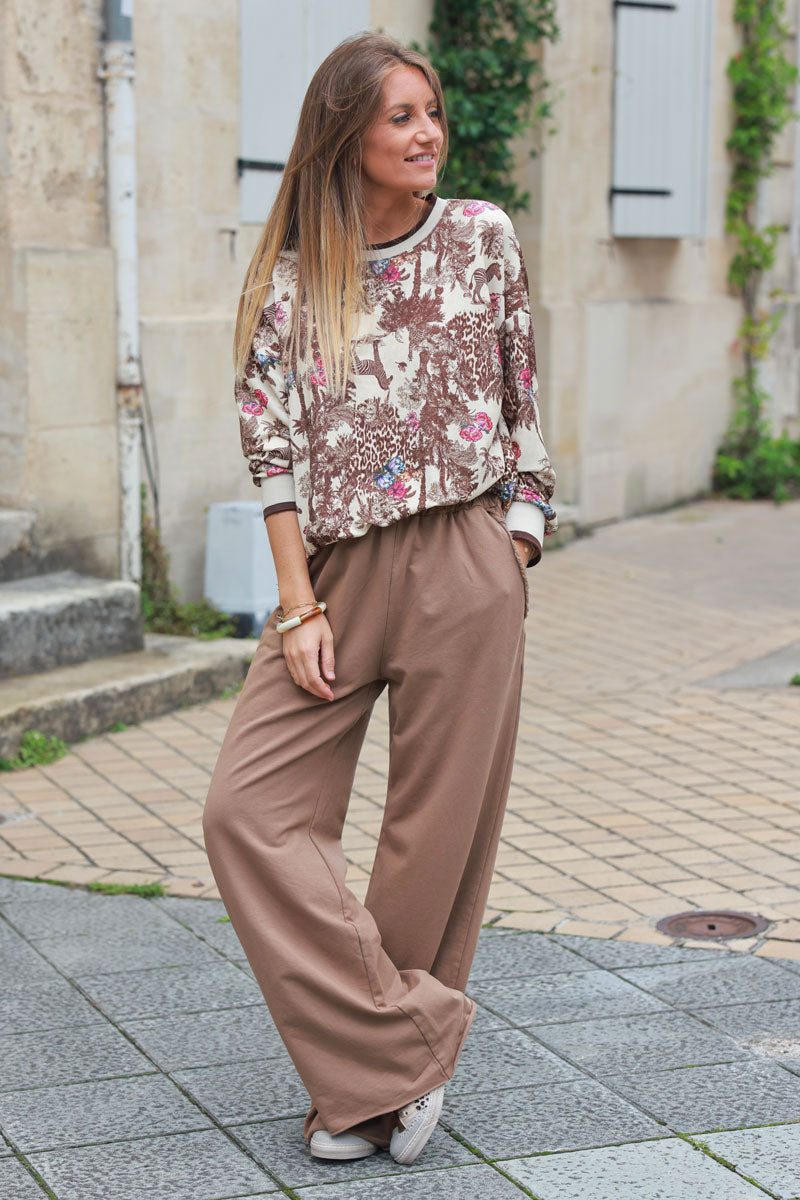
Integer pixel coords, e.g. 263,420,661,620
391,109,440,125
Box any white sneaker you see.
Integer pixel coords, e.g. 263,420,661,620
389,1083,445,1164
310,1129,378,1160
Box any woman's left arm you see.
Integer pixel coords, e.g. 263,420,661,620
497,215,558,568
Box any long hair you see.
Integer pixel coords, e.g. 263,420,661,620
233,32,449,394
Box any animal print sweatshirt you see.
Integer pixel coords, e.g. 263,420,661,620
235,193,557,567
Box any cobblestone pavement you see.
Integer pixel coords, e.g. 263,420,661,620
1,497,799,960
2,878,800,1199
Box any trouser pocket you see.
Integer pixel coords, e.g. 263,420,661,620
481,500,530,619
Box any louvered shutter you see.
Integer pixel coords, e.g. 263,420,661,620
611,0,714,238
239,0,370,224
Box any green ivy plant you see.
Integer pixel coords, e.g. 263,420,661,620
714,0,800,501
414,0,560,214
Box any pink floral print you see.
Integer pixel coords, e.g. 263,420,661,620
462,201,500,216
310,356,327,388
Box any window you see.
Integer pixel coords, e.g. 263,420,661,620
239,0,370,224
611,0,714,238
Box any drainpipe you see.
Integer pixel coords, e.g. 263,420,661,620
99,0,142,584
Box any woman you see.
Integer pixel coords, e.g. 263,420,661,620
202,30,557,1167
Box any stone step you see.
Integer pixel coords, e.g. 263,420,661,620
0,571,143,678
0,634,254,758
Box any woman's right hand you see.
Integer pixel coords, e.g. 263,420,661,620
282,614,336,701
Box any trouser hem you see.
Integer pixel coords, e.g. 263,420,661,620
306,992,477,1144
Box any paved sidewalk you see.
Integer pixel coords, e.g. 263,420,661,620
0,496,799,958
2,878,800,1199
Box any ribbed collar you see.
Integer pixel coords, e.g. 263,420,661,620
280,194,448,264
365,194,446,262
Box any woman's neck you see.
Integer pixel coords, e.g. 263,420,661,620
361,190,427,246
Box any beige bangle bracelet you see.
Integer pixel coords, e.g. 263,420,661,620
276,601,327,633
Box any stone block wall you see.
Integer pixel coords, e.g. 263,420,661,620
1,0,119,577
1,0,796,594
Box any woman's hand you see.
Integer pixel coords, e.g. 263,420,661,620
512,538,533,568
282,614,336,701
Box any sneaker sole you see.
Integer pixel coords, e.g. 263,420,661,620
310,1141,378,1161
391,1086,445,1165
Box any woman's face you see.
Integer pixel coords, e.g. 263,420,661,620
360,65,443,195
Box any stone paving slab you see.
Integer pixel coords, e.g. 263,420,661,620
551,933,727,970
773,954,800,977
467,1002,515,1035
467,931,599,980
121,1006,285,1071
27,1129,280,1200
32,926,222,975
0,1023,153,1092
0,1075,212,1153
531,1010,749,1075
468,969,670,1026
172,1058,309,1125
616,956,800,1008
692,998,800,1069
0,877,50,903
294,1163,527,1198
0,977,106,1037
0,892,176,939
701,1123,800,1200
231,1117,478,1188
444,1028,582,1095
700,639,800,689
442,1079,665,1159
607,1059,800,1133
154,895,245,956
0,934,62,985
500,1137,769,1199
0,1158,49,1198
75,960,262,1019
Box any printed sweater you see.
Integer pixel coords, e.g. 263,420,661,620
236,193,558,566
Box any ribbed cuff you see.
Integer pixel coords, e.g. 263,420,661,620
263,501,299,518
505,501,545,567
259,471,296,511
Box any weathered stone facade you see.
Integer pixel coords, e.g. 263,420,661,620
1,0,797,594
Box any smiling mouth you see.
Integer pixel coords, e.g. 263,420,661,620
405,154,436,164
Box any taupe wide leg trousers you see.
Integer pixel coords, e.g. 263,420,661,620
202,490,528,1149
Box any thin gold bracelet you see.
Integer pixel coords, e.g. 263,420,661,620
280,601,319,617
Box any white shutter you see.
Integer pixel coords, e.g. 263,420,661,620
239,0,370,225
611,0,714,238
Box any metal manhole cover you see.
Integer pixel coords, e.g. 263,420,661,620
656,910,769,940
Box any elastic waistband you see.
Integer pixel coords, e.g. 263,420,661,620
434,488,504,516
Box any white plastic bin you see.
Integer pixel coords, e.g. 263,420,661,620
204,501,279,636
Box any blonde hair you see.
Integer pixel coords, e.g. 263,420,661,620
233,32,448,394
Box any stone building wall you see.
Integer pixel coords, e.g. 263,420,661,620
516,0,798,524
1,0,796,594
1,0,118,575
